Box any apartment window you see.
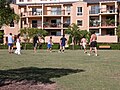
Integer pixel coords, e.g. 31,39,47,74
90,5,99,14
32,8,42,15
10,20,14,27
51,31,61,36
27,0,32,2
77,7,82,16
66,6,71,12
51,7,61,15
32,20,37,28
19,0,24,2
77,20,82,26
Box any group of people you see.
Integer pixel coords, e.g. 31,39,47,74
33,35,67,53
7,31,98,56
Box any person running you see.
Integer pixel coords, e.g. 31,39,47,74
59,35,67,53
81,36,87,53
8,33,14,53
33,35,39,53
47,36,53,52
87,31,98,56
15,34,21,55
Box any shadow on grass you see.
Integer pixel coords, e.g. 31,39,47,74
0,67,85,86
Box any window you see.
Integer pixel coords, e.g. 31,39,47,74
51,7,61,15
90,5,99,14
10,20,14,27
51,31,61,36
27,0,32,2
32,8,42,15
77,20,82,26
77,7,82,16
66,6,71,12
32,20,37,28
19,0,24,2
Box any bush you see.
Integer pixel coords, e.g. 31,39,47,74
0,43,120,50
0,44,8,49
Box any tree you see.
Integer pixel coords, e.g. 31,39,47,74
116,25,120,42
0,0,19,28
79,30,90,43
65,23,90,49
65,23,81,49
20,28,48,49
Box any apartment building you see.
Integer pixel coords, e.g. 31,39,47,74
85,0,118,43
0,0,119,43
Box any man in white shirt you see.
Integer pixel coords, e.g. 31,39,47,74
8,33,14,53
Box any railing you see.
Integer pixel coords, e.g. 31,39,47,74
100,8,116,14
89,10,100,14
21,10,71,17
89,20,100,27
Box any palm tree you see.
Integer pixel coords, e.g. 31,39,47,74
20,28,48,49
0,0,19,28
65,23,81,49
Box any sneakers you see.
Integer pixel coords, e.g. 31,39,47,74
95,54,98,56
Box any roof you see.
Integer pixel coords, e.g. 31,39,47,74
83,0,117,4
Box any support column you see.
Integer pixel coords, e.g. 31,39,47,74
99,2,102,35
115,1,117,35
61,4,64,36
42,4,44,29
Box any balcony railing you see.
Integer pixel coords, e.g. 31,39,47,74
89,10,100,14
89,20,100,27
21,10,71,17
100,8,116,14
31,23,70,28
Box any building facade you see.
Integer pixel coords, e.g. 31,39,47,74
0,0,119,43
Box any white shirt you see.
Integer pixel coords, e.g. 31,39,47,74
8,35,13,43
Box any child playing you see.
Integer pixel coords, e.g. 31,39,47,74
47,36,53,52
81,36,87,53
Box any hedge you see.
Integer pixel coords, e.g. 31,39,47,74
0,43,120,50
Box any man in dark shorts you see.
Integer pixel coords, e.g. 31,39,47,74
59,35,67,53
33,35,39,53
88,31,98,56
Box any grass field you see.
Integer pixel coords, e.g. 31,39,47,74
0,50,120,90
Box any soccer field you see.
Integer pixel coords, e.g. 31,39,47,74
0,50,120,90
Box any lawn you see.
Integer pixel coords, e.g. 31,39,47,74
0,50,120,90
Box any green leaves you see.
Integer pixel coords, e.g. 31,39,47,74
19,28,48,40
116,25,120,38
65,23,90,44
0,0,19,28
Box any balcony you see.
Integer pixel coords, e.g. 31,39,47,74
89,20,100,28
89,10,100,15
97,35,118,43
21,11,42,17
101,19,115,28
100,8,117,14
43,23,61,29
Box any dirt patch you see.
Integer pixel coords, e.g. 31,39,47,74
0,80,57,90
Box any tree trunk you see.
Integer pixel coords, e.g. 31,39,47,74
72,37,74,50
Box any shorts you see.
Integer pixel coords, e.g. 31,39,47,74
61,43,65,47
90,41,97,47
82,43,86,49
33,43,37,48
47,44,52,49
8,43,13,47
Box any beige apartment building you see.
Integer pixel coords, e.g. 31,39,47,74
0,0,119,43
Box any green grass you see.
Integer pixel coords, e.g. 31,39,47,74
0,50,120,90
